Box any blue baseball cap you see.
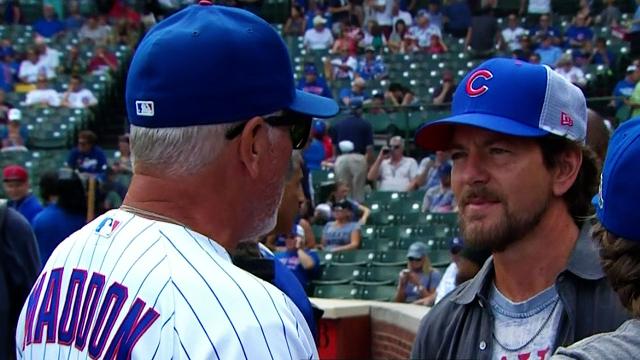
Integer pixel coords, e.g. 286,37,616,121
415,58,587,151
126,2,338,128
313,119,326,135
595,118,640,241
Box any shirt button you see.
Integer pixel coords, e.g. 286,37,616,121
479,341,487,351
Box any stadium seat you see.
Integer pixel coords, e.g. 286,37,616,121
315,250,335,267
358,285,397,301
313,265,363,285
354,265,404,285
313,284,360,299
332,250,376,266
429,250,452,267
373,249,407,267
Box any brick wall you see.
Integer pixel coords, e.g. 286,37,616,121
371,319,417,360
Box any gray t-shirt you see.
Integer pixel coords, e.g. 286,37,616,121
552,319,640,360
490,284,564,360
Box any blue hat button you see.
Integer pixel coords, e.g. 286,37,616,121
199,0,213,5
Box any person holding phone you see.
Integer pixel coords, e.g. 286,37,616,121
367,136,419,192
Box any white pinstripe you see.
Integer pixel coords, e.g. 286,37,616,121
15,209,317,359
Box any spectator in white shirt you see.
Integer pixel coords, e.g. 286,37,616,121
367,136,419,191
35,37,60,75
408,11,441,49
60,75,98,109
329,47,358,81
79,16,111,46
18,48,54,83
391,0,412,27
304,16,334,50
501,13,527,51
555,54,587,88
24,75,60,107
372,0,394,37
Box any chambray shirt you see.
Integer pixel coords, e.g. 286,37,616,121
411,224,630,360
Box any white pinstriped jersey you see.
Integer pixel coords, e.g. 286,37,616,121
15,209,318,359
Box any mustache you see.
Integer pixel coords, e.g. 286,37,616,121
459,185,502,207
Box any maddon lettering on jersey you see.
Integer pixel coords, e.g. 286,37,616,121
20,268,160,359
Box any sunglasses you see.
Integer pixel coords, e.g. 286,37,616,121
390,145,401,150
408,257,422,262
225,110,312,150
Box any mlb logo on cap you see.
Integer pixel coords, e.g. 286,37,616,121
415,58,587,150
135,101,154,117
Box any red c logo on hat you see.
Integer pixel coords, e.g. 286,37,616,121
466,69,493,97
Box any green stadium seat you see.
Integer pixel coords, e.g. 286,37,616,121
360,225,378,240
313,284,360,299
332,250,376,266
429,249,452,267
358,285,397,301
378,225,401,239
315,250,335,266
373,249,407,266
369,211,399,226
360,237,395,251
313,265,363,285
354,265,404,285
312,225,324,241
387,200,422,214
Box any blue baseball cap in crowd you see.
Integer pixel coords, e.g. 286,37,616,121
595,118,640,241
415,58,587,150
126,1,338,128
313,119,326,135
407,242,429,259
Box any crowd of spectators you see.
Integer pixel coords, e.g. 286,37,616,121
290,0,640,112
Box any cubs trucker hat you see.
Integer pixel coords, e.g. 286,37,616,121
415,58,587,150
595,118,640,241
126,1,338,128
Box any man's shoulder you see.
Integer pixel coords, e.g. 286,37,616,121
413,281,475,349
554,320,640,360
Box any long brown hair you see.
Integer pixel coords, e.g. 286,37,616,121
536,135,600,225
593,223,640,317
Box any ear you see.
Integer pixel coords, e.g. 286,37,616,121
551,146,582,197
238,116,268,179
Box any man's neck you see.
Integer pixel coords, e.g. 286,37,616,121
390,155,403,163
122,171,239,250
492,202,579,302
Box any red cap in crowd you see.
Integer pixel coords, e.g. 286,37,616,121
3,165,28,182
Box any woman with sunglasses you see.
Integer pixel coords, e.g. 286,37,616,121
320,200,361,252
395,241,442,304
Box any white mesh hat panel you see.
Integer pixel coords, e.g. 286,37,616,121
538,66,587,142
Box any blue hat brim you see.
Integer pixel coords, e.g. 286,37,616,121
289,89,339,118
415,113,549,151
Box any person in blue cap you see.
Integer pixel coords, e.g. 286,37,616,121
14,3,338,359
421,162,455,213
296,63,333,99
552,119,640,359
410,58,628,360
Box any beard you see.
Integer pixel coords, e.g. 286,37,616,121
458,184,549,253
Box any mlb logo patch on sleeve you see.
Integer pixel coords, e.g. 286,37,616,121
136,101,155,116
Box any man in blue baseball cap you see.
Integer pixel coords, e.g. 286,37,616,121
411,58,628,360
15,3,338,359
552,119,640,359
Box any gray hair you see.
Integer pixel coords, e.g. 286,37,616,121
130,122,240,176
287,151,303,181
389,135,405,147
130,113,285,176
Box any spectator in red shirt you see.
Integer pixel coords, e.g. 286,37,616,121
88,46,118,74
313,119,334,160
427,34,448,54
